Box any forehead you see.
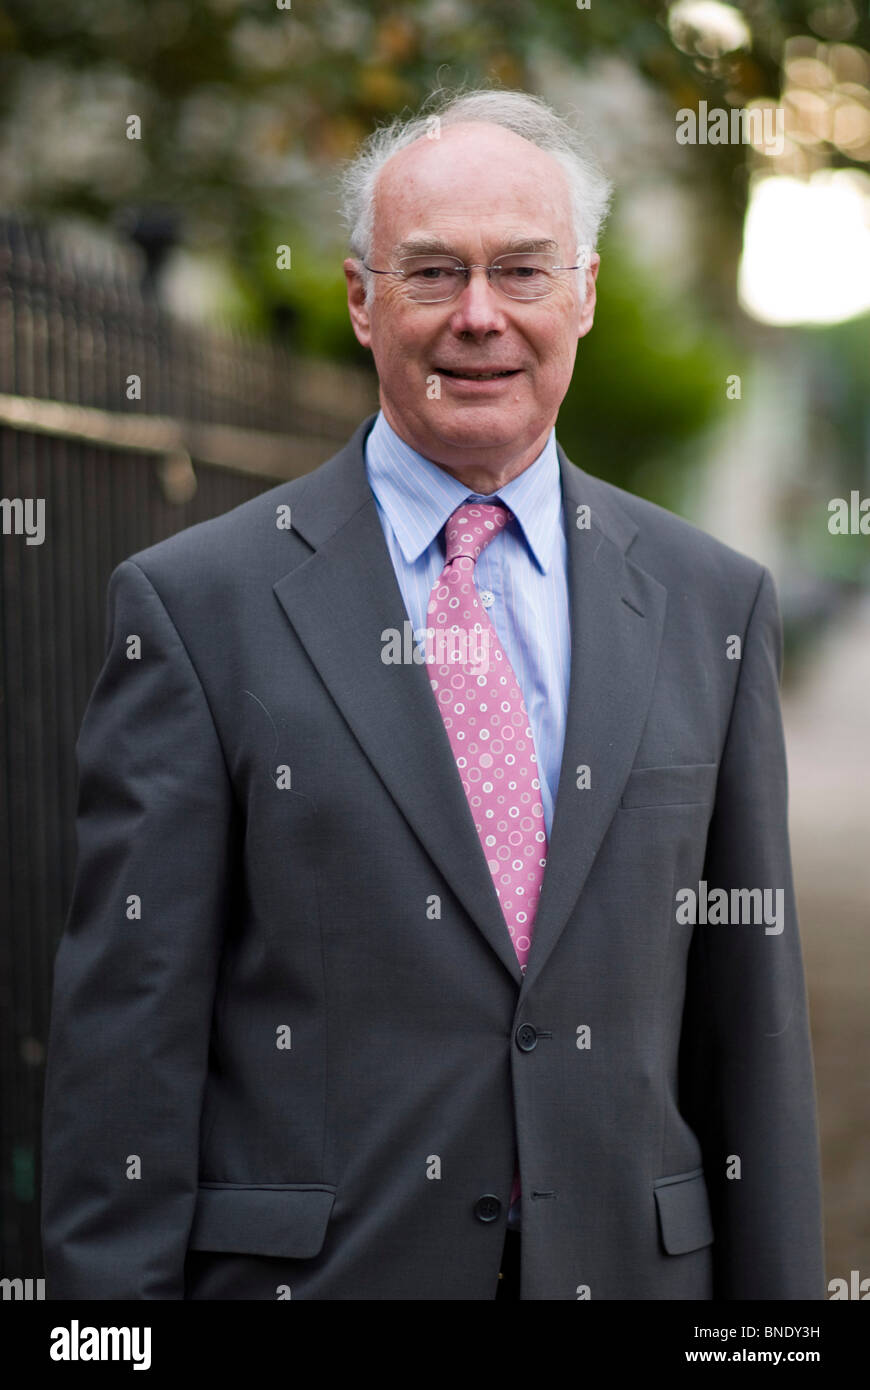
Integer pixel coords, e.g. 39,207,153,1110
372,121,575,252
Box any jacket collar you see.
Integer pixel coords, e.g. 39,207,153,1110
274,413,665,993
364,409,562,573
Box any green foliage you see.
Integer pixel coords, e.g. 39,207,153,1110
556,240,735,504
1,0,866,516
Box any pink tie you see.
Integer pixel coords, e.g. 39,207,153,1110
425,501,549,1214
425,501,549,966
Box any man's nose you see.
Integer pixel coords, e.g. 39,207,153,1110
447,267,508,335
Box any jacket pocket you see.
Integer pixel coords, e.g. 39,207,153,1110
187,1183,336,1259
653,1167,715,1255
620,763,718,809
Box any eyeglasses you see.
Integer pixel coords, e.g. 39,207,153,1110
361,251,585,302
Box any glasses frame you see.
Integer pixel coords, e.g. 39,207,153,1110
361,250,587,303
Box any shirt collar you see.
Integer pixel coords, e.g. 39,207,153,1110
364,409,562,573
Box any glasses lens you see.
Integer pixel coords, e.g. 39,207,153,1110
492,253,557,299
395,252,561,301
398,256,464,301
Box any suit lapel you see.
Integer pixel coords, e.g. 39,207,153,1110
518,450,667,996
273,416,524,984
273,416,667,991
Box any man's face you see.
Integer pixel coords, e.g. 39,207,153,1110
344,121,600,480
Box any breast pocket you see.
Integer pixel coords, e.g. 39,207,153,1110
620,762,718,810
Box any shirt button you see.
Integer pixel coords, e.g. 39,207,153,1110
479,589,495,608
474,1194,502,1223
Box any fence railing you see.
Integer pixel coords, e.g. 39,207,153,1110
0,212,377,1279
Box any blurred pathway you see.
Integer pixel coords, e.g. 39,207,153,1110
782,595,870,1288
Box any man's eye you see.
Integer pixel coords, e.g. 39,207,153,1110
502,265,543,278
412,266,454,279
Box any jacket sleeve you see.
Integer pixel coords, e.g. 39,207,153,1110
41,558,238,1298
678,565,826,1299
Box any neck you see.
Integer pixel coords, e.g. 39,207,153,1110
380,404,551,495
435,453,541,495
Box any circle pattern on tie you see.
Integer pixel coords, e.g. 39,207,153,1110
425,502,548,974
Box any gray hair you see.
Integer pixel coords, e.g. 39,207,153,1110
338,86,613,305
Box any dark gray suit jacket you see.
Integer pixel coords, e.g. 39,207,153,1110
41,412,825,1299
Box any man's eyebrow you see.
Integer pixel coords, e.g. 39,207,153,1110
393,236,458,257
392,235,561,258
496,237,560,255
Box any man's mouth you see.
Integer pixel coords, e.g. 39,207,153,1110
437,367,521,381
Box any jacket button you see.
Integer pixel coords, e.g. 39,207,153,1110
515,1023,538,1052
474,1194,502,1223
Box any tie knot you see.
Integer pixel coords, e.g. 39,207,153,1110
443,501,512,566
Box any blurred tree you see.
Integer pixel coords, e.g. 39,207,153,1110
2,0,866,312
558,238,738,506
0,0,866,506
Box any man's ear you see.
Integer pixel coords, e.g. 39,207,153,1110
577,253,600,342
344,258,372,348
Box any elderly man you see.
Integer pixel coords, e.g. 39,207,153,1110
41,88,825,1300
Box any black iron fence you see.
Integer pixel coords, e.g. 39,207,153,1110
0,213,377,1279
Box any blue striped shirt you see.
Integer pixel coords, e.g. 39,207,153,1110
364,410,571,838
